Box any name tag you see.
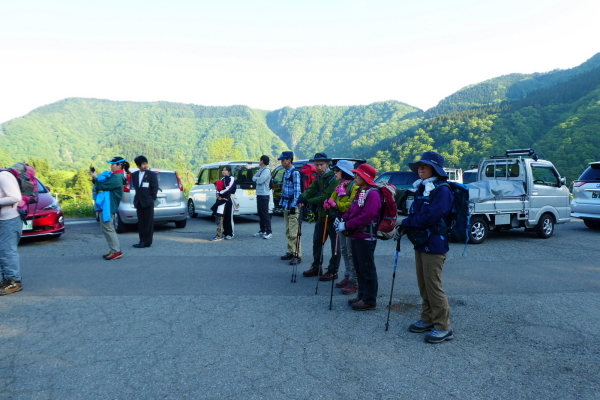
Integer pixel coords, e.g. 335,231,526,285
142,182,149,188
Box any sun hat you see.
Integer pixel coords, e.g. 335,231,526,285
107,156,127,164
309,152,331,162
277,151,294,161
408,151,447,177
334,160,355,177
351,164,377,186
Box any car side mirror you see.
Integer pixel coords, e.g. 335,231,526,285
560,177,566,186
45,185,52,192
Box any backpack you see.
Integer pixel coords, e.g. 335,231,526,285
431,181,471,244
0,163,39,221
269,177,275,190
366,182,398,240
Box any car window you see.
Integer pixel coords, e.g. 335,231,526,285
156,172,179,189
232,165,259,184
208,169,220,184
36,179,48,193
532,166,560,187
273,167,285,184
463,171,477,184
376,174,391,184
197,169,210,185
578,164,600,181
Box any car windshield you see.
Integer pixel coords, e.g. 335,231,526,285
578,164,600,181
232,165,260,184
155,172,179,189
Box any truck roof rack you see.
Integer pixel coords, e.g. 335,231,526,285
489,148,538,161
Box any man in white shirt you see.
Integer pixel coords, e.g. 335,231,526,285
0,168,23,295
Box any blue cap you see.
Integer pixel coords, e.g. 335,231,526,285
277,151,294,161
107,156,127,164
409,151,447,177
334,160,355,177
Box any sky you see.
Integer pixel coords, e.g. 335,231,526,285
1,0,598,123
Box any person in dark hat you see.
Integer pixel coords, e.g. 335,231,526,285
334,163,382,311
398,151,454,343
277,151,303,265
90,156,130,260
298,152,341,279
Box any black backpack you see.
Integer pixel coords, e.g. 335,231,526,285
431,181,471,244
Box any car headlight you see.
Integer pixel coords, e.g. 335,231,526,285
42,198,60,210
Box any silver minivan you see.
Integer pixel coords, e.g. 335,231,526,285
571,161,600,229
115,168,188,233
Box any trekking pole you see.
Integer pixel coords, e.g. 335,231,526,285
315,215,329,295
291,207,303,283
329,231,339,310
385,237,401,331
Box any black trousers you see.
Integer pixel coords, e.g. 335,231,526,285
311,218,341,271
257,195,271,234
350,239,378,305
136,206,154,245
223,202,234,237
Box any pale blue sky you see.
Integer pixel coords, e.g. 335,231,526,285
1,0,598,123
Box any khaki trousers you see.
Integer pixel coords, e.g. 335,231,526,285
284,211,301,257
415,251,451,330
100,212,121,253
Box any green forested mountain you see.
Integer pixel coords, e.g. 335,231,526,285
1,52,600,184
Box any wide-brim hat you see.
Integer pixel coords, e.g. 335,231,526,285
107,156,127,164
277,151,294,161
409,151,447,177
309,152,331,162
352,164,377,186
334,160,355,178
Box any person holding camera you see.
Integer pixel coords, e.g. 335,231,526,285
277,151,302,265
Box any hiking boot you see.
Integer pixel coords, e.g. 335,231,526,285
319,270,338,281
424,329,454,343
335,278,350,288
341,282,358,295
253,232,265,237
281,253,294,260
347,297,361,305
351,300,376,311
210,237,224,241
0,280,22,295
302,266,322,277
408,320,434,333
105,251,123,260
289,257,302,265
103,252,112,259
263,233,273,239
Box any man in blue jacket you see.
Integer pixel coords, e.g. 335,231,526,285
399,151,454,343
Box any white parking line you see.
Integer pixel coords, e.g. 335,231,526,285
65,219,97,225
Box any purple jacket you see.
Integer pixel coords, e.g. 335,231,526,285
342,185,381,239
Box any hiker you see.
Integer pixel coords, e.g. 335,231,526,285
298,153,340,280
252,155,272,239
398,151,454,343
277,151,302,265
210,180,227,241
323,160,359,294
334,163,382,310
219,166,236,240
90,157,129,260
131,155,158,248
0,167,24,295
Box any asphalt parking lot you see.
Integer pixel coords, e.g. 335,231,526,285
1,215,599,399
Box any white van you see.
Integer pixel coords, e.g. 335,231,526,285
187,161,274,217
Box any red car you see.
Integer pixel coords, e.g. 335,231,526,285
21,179,65,239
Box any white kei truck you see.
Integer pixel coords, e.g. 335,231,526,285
466,149,571,244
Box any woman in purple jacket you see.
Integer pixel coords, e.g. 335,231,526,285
400,151,454,343
335,163,381,311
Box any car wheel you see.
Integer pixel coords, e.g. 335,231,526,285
468,216,488,244
188,200,197,218
583,220,600,230
535,213,554,239
175,218,187,228
115,214,128,234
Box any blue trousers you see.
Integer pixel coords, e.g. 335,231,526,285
0,216,22,282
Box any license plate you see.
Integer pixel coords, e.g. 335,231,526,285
23,220,33,230
245,189,256,196
592,191,600,199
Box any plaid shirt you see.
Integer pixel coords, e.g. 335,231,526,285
279,167,301,210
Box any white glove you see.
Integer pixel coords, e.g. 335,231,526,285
333,217,342,229
335,221,346,233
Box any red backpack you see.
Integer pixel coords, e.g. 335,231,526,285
0,163,39,221
368,182,397,240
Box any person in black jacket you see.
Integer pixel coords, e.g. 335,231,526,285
131,155,159,248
